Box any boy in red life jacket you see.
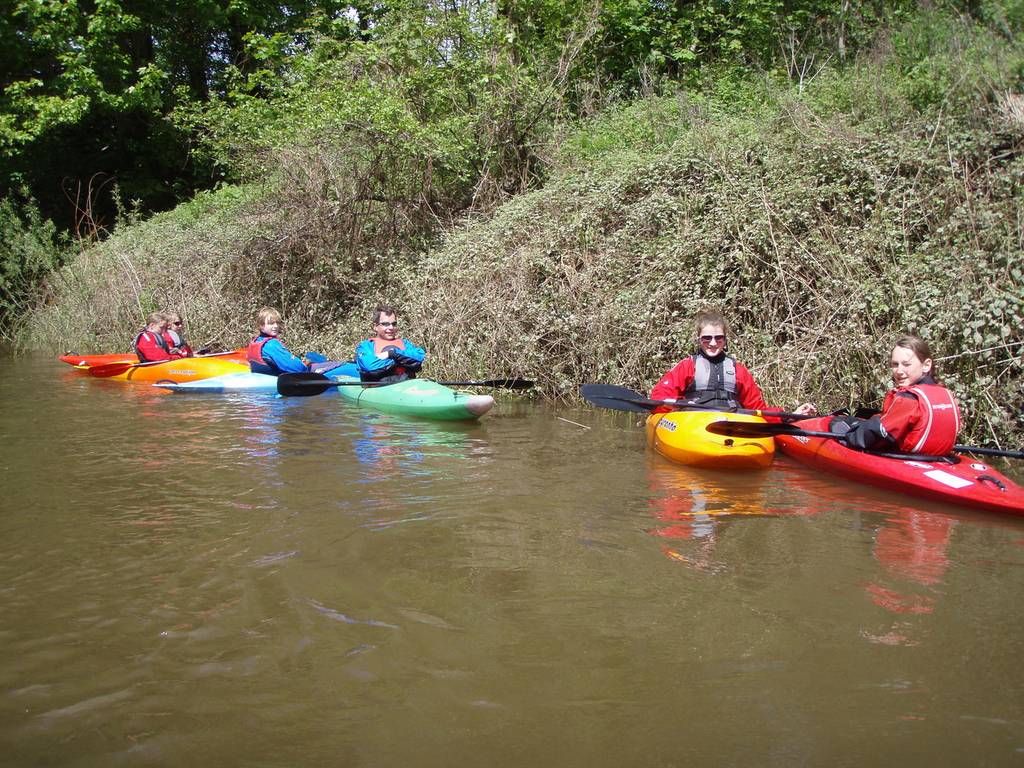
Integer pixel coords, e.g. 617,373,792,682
650,309,815,418
134,312,189,362
839,335,961,454
247,306,313,375
355,304,425,383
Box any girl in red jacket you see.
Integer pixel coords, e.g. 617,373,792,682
841,335,961,454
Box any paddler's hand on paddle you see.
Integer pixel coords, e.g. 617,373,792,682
794,402,816,416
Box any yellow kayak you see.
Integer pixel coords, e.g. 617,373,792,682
646,411,775,470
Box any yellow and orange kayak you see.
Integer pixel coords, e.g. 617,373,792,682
646,411,775,470
86,354,250,383
62,349,247,378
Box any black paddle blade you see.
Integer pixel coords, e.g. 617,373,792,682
953,444,1024,460
441,378,534,390
706,421,840,441
276,372,335,397
705,420,797,438
579,383,656,413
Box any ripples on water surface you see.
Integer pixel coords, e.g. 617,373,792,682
1,354,1023,766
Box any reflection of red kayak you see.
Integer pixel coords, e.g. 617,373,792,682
777,417,1024,516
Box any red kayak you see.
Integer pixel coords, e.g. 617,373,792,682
776,417,1024,517
60,352,136,370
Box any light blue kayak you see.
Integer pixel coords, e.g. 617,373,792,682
155,362,359,393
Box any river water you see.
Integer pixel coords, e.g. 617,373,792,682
1,353,1023,766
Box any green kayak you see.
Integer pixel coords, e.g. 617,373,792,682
333,376,494,421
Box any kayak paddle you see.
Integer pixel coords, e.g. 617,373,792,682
579,383,809,421
277,372,534,397
705,420,1024,460
88,350,242,378
439,378,534,389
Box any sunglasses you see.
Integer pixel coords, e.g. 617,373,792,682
699,334,726,343
171,321,183,326
377,321,398,327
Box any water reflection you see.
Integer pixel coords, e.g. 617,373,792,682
865,509,955,615
351,412,478,483
644,459,817,572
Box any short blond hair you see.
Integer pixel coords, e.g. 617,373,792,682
256,306,282,328
146,311,165,326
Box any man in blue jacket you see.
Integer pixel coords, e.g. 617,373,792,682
355,305,425,382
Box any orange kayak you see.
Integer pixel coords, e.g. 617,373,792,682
87,354,251,383
61,348,247,374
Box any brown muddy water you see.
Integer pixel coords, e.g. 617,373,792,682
1,353,1023,767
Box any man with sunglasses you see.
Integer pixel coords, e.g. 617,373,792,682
650,309,815,416
355,304,426,383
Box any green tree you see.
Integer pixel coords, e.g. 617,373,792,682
0,0,354,232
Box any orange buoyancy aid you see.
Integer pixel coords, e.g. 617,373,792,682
374,337,412,378
373,337,407,355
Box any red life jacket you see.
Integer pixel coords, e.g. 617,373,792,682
133,329,169,362
164,329,191,354
882,383,961,454
246,335,271,366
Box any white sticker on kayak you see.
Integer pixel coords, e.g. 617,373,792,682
924,470,973,489
659,420,677,432
905,461,933,469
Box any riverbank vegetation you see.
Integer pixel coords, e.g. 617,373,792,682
5,2,1024,444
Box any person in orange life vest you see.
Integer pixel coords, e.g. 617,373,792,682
649,309,815,418
246,306,312,375
134,312,189,362
355,305,425,383
838,335,961,454
162,311,194,357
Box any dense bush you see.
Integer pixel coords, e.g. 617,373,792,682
0,193,66,340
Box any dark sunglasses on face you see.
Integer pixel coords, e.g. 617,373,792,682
377,321,398,327
699,334,726,343
172,321,183,326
